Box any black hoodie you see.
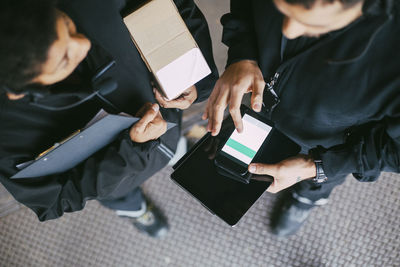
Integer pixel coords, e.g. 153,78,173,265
0,0,218,221
221,0,400,181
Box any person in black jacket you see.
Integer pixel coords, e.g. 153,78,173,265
0,0,218,238
203,0,400,236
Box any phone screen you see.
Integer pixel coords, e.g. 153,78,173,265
221,114,272,165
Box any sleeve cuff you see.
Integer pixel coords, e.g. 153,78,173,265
226,41,259,68
309,145,360,179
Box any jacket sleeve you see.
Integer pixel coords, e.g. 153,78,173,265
221,0,259,67
0,130,176,221
174,0,219,103
310,117,400,182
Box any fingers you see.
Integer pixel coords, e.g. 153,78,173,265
135,102,152,117
153,89,168,107
202,86,218,129
202,81,219,123
251,174,274,183
204,81,229,136
130,105,166,143
202,99,210,120
203,60,264,136
202,86,213,121
152,117,167,138
251,79,266,112
153,86,197,110
229,81,248,133
134,103,159,132
248,163,278,176
250,156,316,193
249,163,279,193
211,95,228,136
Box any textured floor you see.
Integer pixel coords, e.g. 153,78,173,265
1,168,399,266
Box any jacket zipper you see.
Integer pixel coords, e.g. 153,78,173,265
266,72,280,98
263,72,281,118
263,30,344,117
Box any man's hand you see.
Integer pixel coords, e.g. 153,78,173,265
129,103,167,143
153,85,197,110
248,154,317,193
202,60,265,136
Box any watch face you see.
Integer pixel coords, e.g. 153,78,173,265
313,176,328,183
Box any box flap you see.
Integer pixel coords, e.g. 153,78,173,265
123,0,189,57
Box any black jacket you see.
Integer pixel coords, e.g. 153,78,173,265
221,0,400,181
0,0,218,221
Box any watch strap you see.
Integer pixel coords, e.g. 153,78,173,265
309,148,328,184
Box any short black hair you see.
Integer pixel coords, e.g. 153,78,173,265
0,0,58,93
283,0,365,9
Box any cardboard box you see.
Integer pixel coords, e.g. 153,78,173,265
123,0,211,100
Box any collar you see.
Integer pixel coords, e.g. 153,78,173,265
325,0,395,64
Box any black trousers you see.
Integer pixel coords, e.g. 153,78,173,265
293,175,347,203
98,119,181,212
99,187,144,211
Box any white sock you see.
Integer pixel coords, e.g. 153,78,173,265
115,201,147,218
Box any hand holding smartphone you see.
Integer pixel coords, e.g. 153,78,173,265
214,107,273,184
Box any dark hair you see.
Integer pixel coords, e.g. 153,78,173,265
0,0,58,93
284,0,365,9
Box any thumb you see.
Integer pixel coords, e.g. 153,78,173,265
251,80,266,112
248,163,278,176
135,104,159,132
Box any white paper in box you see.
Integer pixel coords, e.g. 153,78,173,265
156,48,211,100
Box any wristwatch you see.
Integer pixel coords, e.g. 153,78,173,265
313,159,328,183
309,148,328,184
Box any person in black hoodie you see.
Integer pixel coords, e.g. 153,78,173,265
203,0,399,236
0,0,218,238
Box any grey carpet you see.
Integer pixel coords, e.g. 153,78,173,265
0,168,399,266
0,184,20,218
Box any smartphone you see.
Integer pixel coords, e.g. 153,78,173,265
214,110,273,183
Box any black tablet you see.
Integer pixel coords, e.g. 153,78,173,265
171,107,300,226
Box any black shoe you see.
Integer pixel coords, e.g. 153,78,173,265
118,199,169,239
270,193,314,237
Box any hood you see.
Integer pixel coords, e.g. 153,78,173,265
326,0,397,64
24,43,119,112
